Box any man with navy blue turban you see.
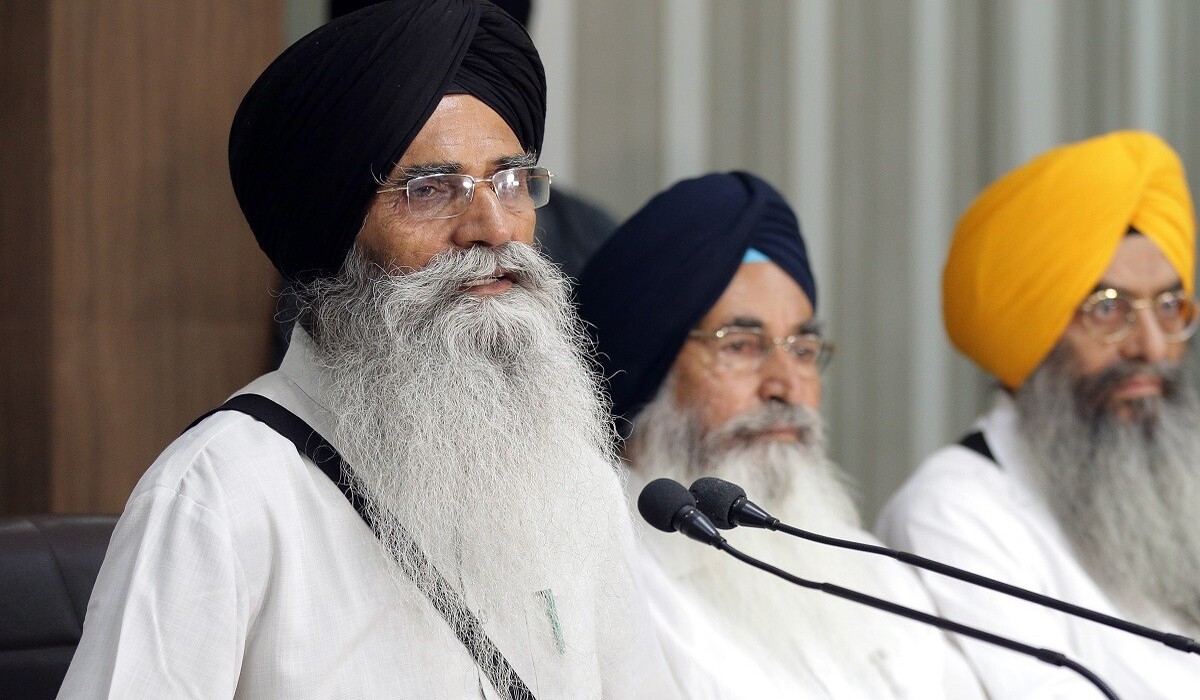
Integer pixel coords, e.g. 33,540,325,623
576,172,982,699
61,2,678,697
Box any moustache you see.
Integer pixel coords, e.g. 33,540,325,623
395,243,549,298
703,402,822,451
1074,360,1182,416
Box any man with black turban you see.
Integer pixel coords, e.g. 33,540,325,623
576,172,982,699
878,131,1200,698
61,2,677,697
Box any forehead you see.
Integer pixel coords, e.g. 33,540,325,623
396,94,523,169
696,261,814,329
1096,234,1183,294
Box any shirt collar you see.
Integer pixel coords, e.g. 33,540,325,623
275,325,338,444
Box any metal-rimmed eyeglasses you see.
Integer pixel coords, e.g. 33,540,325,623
686,326,835,375
1077,287,1200,344
376,165,553,221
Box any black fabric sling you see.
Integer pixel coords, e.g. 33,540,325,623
188,393,536,700
958,430,998,467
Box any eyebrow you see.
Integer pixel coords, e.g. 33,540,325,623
1091,281,1185,296
396,162,462,179
724,316,764,330
497,151,538,169
722,316,822,335
379,150,537,187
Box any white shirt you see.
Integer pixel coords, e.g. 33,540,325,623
60,330,679,699
626,472,984,700
877,392,1200,699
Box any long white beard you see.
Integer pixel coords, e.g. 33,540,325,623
627,387,924,696
295,243,635,691
1015,344,1200,631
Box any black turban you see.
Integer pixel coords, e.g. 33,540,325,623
229,0,546,282
576,171,816,423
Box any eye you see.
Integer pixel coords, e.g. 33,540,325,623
788,337,822,363
791,346,817,361
494,169,532,200
504,168,529,184
1155,293,1196,333
1090,297,1124,319
716,332,763,358
1156,294,1183,316
406,176,456,202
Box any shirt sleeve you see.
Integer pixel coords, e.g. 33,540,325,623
876,455,1101,700
59,482,247,699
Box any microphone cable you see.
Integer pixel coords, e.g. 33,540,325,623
640,478,1121,700
689,476,1200,656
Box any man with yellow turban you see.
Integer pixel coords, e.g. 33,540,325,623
878,130,1200,698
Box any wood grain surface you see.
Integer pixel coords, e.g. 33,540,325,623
1,1,283,514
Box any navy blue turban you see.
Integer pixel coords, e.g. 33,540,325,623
229,0,546,283
576,171,816,423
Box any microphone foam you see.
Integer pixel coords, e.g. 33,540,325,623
690,477,746,530
638,478,696,533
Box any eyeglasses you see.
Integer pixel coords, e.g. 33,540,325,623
687,326,835,376
1077,287,1200,344
376,166,553,221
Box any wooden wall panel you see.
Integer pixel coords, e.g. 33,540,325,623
0,2,53,513
0,1,282,514
50,1,282,513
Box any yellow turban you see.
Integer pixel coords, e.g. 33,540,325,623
943,131,1195,389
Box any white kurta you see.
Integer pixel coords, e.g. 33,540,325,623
625,472,984,700
60,330,679,699
877,392,1200,699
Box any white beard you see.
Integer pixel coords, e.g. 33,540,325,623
1015,343,1200,632
295,243,638,693
627,386,930,697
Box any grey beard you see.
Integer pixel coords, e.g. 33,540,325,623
1015,343,1200,631
625,385,929,693
627,388,858,528
292,243,631,686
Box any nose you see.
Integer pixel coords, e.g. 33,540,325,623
756,344,820,408
450,182,521,249
1122,307,1169,363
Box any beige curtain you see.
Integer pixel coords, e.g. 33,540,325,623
286,0,1200,519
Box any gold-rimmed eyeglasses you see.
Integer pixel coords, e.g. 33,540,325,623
687,326,835,375
1077,287,1200,344
376,165,553,221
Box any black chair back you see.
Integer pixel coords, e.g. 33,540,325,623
0,515,117,699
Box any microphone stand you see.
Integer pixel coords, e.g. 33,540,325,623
715,540,1121,700
772,521,1200,656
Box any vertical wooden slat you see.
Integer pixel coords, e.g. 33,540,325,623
0,1,282,515
0,2,53,513
49,1,282,513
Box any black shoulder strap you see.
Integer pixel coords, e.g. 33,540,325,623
958,430,999,467
190,394,535,700
190,394,369,516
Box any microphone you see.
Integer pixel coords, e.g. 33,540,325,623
637,478,725,547
691,475,776,529
647,478,1121,700
690,476,1200,656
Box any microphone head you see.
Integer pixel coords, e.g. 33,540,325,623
638,478,696,533
689,477,746,529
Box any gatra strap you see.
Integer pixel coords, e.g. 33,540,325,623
188,393,535,700
957,430,998,467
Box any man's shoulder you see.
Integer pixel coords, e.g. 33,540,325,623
876,428,1032,552
130,406,310,513
916,438,1006,483
881,439,1006,516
